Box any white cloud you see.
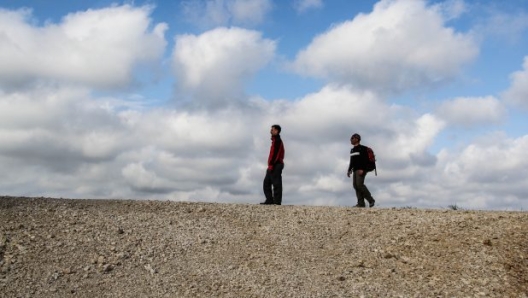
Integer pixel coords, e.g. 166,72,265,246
0,84,434,201
1,82,527,210
229,0,273,24
502,56,528,109
432,133,528,209
0,87,131,172
436,96,506,127
181,0,272,28
293,0,324,13
373,132,528,210
434,0,466,21
292,0,478,94
122,162,174,194
0,85,264,198
172,27,276,108
0,6,167,90
473,9,528,44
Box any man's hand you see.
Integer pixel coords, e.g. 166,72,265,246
347,171,351,178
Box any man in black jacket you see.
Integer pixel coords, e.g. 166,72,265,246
261,124,285,205
347,133,375,208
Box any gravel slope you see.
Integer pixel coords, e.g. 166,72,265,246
1,196,527,297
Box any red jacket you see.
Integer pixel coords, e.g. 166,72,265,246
267,135,285,170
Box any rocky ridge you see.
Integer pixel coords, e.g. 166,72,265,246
0,196,527,297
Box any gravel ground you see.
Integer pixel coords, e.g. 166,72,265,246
1,196,527,297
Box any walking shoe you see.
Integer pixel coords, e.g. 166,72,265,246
260,201,273,205
353,204,366,208
369,200,375,208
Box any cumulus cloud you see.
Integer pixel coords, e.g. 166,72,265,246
434,0,466,21
181,0,272,28
0,87,131,172
0,5,167,90
0,85,264,199
502,56,528,109
373,132,528,210
1,81,527,210
432,133,528,209
172,27,276,108
293,0,324,13
291,0,478,94
473,9,528,44
436,96,506,127
0,83,441,203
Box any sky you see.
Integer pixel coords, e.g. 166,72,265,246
1,0,528,210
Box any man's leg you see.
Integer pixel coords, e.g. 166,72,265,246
353,171,367,207
262,170,273,204
355,171,374,207
271,163,283,205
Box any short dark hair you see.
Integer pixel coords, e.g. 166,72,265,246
272,124,281,133
351,133,361,141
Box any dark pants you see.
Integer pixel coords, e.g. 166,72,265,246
263,163,284,205
353,171,374,207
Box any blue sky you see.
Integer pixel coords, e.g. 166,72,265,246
1,0,527,210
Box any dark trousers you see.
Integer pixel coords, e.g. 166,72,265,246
353,171,374,207
263,163,284,205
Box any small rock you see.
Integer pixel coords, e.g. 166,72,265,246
483,239,492,246
356,261,365,268
144,264,157,275
102,264,113,273
337,276,346,281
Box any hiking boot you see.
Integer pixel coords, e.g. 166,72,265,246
260,201,273,205
353,204,366,208
369,200,375,208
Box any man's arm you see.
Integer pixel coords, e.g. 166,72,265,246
267,137,280,170
347,149,354,177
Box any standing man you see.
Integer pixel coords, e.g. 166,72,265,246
261,124,285,205
347,133,375,208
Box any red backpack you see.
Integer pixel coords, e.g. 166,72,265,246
365,146,377,176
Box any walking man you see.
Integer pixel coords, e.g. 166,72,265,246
261,124,285,205
347,133,375,208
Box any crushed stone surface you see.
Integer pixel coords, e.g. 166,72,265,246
1,196,527,297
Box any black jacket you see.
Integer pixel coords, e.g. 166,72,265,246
348,144,368,173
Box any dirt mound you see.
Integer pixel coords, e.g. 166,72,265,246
1,196,527,297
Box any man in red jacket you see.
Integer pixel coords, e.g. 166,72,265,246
261,124,285,205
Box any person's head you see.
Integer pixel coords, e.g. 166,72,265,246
270,124,281,136
350,133,361,146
